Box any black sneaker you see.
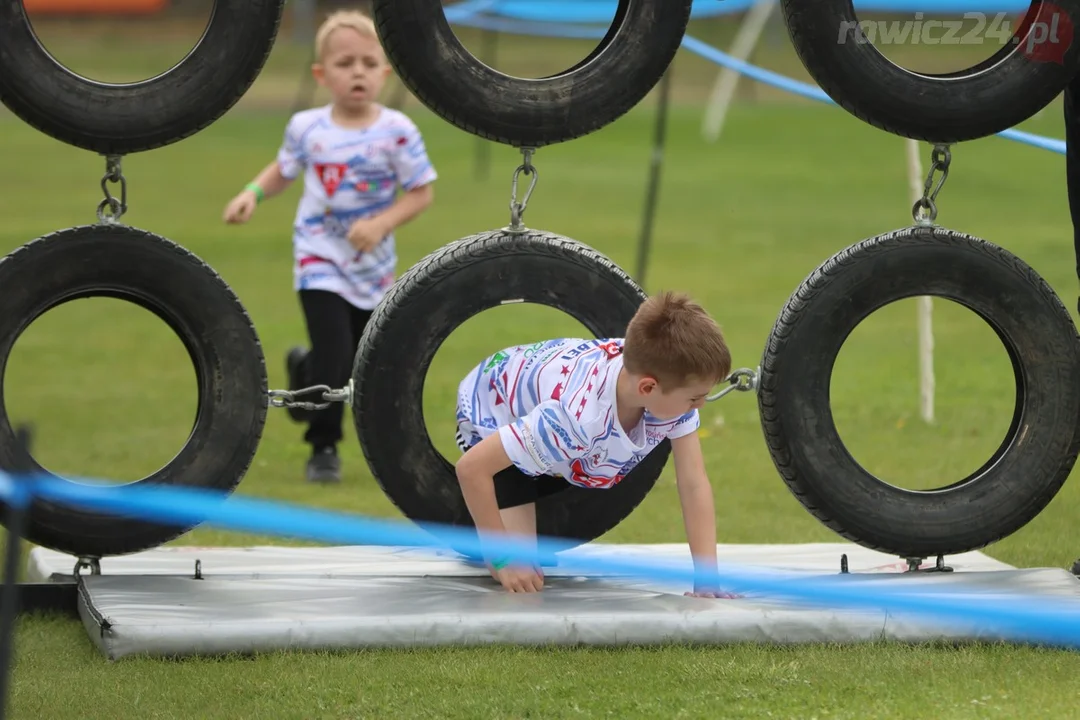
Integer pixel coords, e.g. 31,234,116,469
306,446,341,483
285,346,313,424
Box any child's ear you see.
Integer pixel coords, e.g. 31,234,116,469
311,63,326,86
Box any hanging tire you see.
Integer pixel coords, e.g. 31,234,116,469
351,229,670,551
758,225,1080,558
371,0,693,146
781,0,1080,142
0,0,285,155
0,225,268,557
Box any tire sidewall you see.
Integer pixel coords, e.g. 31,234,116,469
371,0,693,145
782,0,1080,141
759,227,1080,556
352,230,669,547
0,226,268,556
0,0,285,154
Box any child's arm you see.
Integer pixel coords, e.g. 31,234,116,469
223,161,296,224
455,434,544,593
670,431,733,598
347,118,439,252
380,183,434,230
347,183,433,252
455,433,513,539
225,114,306,224
246,160,294,203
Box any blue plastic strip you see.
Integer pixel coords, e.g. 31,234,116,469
474,0,1035,23
7,470,1080,650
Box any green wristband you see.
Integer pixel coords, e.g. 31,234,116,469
245,182,265,204
489,557,511,570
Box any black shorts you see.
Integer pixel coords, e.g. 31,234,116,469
455,428,572,509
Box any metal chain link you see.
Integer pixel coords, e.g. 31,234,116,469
506,147,538,233
73,557,101,576
911,144,951,226
706,367,759,402
268,380,353,411
96,154,128,224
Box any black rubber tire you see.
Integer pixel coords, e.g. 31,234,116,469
0,225,268,557
758,225,1080,558
371,0,693,146
781,0,1080,142
351,229,671,551
0,0,285,155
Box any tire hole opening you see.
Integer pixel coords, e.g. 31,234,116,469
3,297,199,485
849,8,1050,76
423,303,595,460
829,296,1018,492
447,4,624,80
24,2,213,84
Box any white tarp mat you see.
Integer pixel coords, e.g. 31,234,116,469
24,542,1080,660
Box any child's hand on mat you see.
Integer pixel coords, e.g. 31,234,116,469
223,190,258,224
685,587,741,599
347,217,389,253
494,564,545,593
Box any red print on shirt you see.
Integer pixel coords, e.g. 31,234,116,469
315,163,348,197
570,458,624,488
599,341,622,359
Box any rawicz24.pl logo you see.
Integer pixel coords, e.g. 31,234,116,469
837,5,1074,63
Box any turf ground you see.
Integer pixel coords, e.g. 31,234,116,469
3,11,1080,718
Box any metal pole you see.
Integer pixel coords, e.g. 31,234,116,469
635,68,673,288
0,480,28,720
292,0,316,45
1065,74,1080,309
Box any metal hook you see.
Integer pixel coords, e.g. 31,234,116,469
706,367,760,402
507,147,538,233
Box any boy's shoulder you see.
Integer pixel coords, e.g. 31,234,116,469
285,105,332,134
284,105,424,139
375,107,426,137
499,337,623,411
485,337,619,366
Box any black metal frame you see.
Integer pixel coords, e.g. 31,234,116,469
633,68,672,288
838,553,954,575
0,482,24,720
0,464,81,720
1065,76,1080,312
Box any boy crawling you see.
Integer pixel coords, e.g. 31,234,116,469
454,291,735,596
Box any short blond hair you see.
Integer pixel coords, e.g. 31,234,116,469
623,291,731,389
315,9,379,60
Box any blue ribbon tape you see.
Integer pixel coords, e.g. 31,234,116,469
2,470,1080,650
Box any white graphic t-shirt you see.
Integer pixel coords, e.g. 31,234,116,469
276,104,438,310
456,338,700,488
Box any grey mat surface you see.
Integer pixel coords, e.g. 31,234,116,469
27,542,1078,660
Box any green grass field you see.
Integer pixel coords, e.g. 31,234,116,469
3,13,1080,718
